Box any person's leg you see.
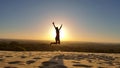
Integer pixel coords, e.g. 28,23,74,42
50,42,57,45
50,37,57,45
55,37,57,43
57,37,60,44
58,38,60,44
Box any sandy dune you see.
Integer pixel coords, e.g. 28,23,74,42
0,51,120,68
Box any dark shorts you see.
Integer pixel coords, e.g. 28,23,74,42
55,36,60,41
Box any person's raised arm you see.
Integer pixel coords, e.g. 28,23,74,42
59,24,63,30
52,22,56,28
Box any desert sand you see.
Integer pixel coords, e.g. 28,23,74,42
0,51,120,68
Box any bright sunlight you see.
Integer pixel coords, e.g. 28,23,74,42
50,26,67,41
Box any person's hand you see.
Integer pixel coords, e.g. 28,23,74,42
52,22,54,24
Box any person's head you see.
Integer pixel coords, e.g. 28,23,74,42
55,27,58,30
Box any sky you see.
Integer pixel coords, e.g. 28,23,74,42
0,0,120,43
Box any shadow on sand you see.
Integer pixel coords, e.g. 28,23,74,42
40,55,67,68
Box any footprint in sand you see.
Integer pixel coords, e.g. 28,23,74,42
55,65,67,68
5,56,13,58
40,61,67,68
8,61,23,64
42,61,58,66
20,55,27,58
38,61,58,68
73,63,92,68
26,60,36,64
98,66,105,68
4,66,18,68
0,58,4,61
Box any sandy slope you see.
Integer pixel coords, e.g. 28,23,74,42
0,51,120,68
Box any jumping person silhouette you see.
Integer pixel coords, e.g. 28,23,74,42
50,22,62,45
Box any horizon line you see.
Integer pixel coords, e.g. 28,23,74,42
0,38,120,44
